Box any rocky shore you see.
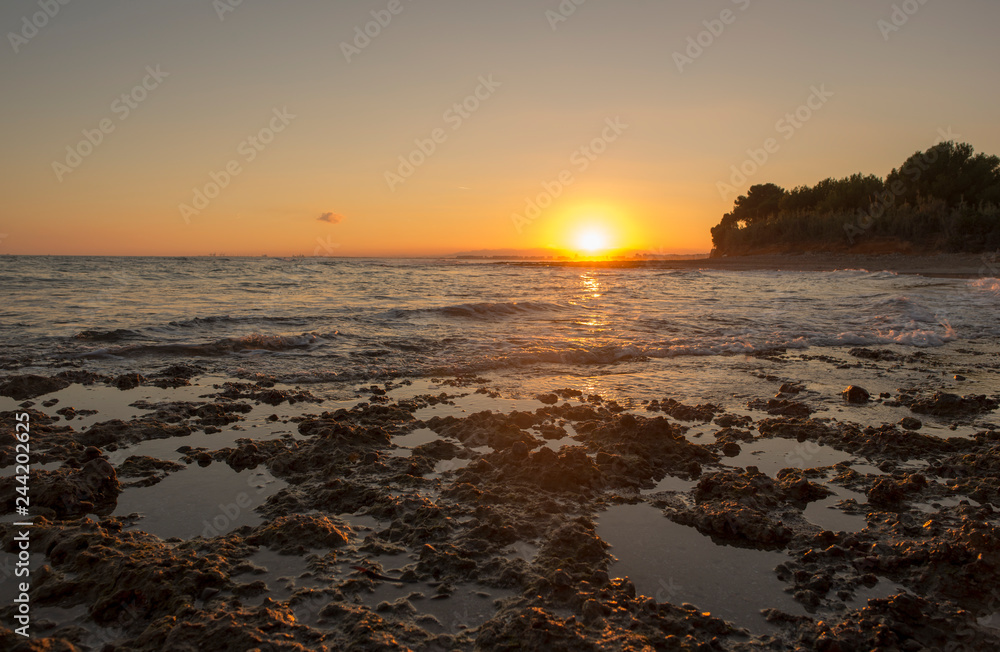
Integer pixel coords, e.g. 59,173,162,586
2,348,1000,651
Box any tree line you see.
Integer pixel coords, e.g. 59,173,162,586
710,141,1000,255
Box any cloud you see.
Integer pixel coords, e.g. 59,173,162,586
317,212,344,224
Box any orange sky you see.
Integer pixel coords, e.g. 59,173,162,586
2,1,999,256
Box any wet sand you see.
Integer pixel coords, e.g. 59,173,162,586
2,344,1000,650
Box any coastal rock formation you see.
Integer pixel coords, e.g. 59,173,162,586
0,374,70,400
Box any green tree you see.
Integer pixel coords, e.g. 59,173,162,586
886,141,1000,207
730,183,787,227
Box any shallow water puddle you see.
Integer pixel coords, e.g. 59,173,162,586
3,380,217,431
913,494,979,513
340,512,382,532
802,484,868,533
0,461,62,477
236,549,327,604
410,392,547,422
642,474,696,495
597,502,804,632
392,427,444,449
725,437,852,477
358,581,514,633
113,465,285,539
846,579,907,610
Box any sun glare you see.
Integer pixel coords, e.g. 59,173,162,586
575,228,608,254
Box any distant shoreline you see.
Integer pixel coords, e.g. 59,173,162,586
504,252,994,278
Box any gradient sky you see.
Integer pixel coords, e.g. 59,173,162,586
2,0,999,256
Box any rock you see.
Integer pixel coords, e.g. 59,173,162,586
1,457,121,518
246,514,351,552
721,442,741,457
747,398,813,417
899,417,923,431
867,477,908,507
536,393,559,405
0,375,70,400
908,392,999,418
849,348,899,361
842,386,871,404
113,373,146,390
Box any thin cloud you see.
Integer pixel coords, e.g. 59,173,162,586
318,212,344,224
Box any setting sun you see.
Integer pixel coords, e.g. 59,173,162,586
576,228,609,254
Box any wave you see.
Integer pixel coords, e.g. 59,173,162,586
166,315,314,328
970,277,1000,294
381,301,569,321
73,329,141,342
71,333,325,359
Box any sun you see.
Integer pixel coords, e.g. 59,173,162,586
575,227,609,254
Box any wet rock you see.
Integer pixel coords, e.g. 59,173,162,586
907,392,999,418
577,415,716,486
842,385,871,404
77,419,192,448
0,409,82,465
536,393,559,405
786,591,1000,651
460,445,602,495
849,348,899,361
116,455,185,486
0,458,120,518
0,374,70,400
217,381,322,406
220,439,292,472
113,373,146,390
748,397,813,417
721,442,741,457
899,416,923,431
650,398,722,422
53,371,107,388
246,514,351,553
713,427,754,443
425,411,536,451
714,413,752,428
757,417,971,462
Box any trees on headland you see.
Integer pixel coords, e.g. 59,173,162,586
710,142,1000,256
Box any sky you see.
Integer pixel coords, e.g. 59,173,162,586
2,0,999,257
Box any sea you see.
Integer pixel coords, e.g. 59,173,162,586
2,256,997,393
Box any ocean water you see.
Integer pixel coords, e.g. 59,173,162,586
1,256,996,391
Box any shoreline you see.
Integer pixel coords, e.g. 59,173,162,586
2,340,1000,650
505,252,993,278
